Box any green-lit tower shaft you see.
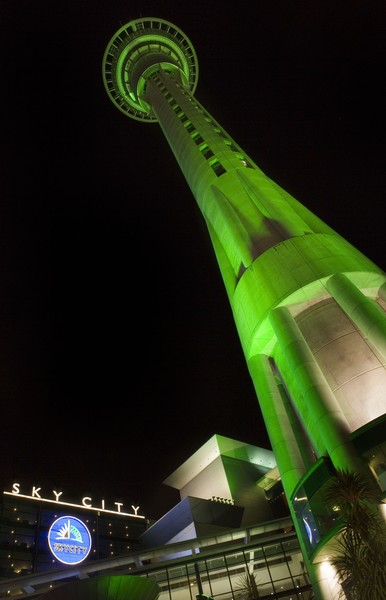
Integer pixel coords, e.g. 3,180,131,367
103,18,386,599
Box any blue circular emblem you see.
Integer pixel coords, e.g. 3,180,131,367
48,515,92,565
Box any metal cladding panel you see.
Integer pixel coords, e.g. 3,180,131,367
301,301,386,425
179,456,231,501
232,233,384,358
139,497,194,547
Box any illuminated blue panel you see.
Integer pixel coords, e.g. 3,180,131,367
48,515,92,565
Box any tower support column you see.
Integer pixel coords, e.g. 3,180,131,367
326,273,386,360
248,355,339,600
269,306,363,472
248,353,307,494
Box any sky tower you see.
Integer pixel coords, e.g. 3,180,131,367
102,17,386,599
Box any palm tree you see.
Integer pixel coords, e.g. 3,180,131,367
234,568,260,599
323,469,386,599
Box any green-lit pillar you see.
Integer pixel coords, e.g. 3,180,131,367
103,18,386,600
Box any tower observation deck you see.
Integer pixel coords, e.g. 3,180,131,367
103,18,386,600
103,18,198,122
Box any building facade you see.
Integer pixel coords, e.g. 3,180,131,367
141,434,287,548
0,485,147,581
0,435,312,598
0,516,311,599
102,17,386,599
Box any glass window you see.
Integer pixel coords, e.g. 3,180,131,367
202,147,214,159
167,564,193,599
293,483,340,553
364,441,386,491
210,160,226,176
292,460,341,554
224,551,246,568
224,140,238,152
193,134,204,145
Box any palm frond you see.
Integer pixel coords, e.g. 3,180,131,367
323,468,386,600
234,568,260,599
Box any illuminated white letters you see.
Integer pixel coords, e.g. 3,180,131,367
32,487,41,498
3,484,144,519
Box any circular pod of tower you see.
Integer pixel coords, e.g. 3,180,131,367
102,17,199,122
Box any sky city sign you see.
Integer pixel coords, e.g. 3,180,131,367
48,515,92,565
3,483,145,519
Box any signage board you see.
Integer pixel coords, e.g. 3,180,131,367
48,515,92,565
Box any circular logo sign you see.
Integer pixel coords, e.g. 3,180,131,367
48,515,92,565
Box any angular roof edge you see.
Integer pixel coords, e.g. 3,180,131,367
163,434,276,490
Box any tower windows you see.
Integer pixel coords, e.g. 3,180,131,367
201,146,214,159
235,153,253,168
224,140,239,152
209,159,226,176
192,134,204,145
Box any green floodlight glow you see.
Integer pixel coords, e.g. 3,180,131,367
102,17,198,122
102,16,386,598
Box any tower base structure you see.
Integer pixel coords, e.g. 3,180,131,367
103,17,386,599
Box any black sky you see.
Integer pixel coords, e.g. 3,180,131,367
2,0,386,520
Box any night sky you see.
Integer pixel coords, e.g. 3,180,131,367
2,0,385,520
